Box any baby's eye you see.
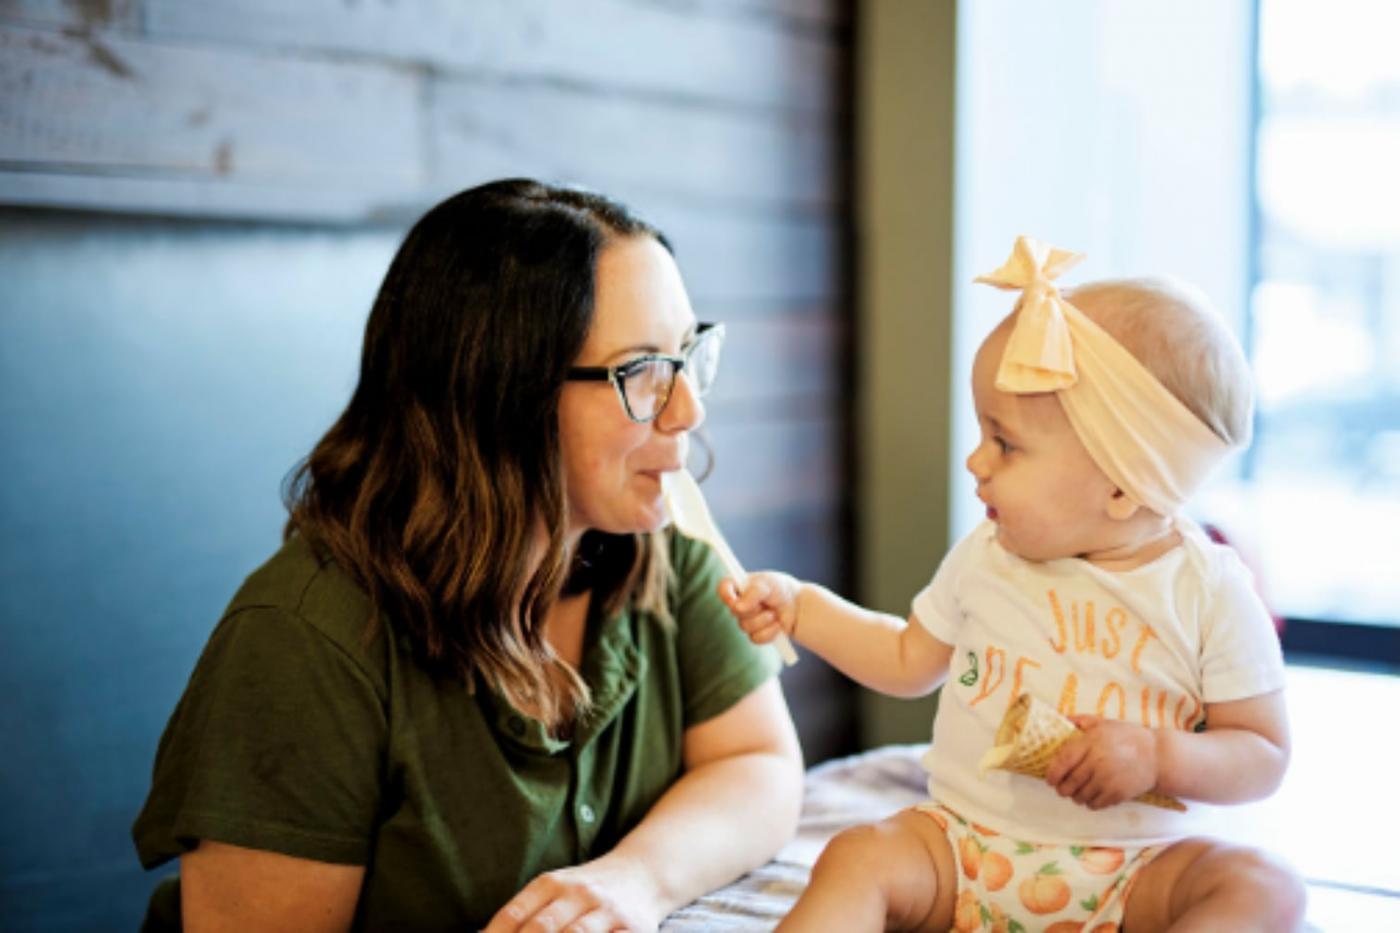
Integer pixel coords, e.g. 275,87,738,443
994,435,1013,454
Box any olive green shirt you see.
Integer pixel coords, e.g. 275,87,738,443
132,532,778,930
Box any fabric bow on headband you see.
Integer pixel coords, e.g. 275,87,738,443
973,236,1234,517
974,237,1085,393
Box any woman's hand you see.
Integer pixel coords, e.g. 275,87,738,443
485,680,801,932
718,571,802,647
483,857,660,933
1044,715,1158,810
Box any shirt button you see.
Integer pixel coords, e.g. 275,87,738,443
579,803,596,824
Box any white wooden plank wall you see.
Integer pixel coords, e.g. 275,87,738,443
0,0,856,758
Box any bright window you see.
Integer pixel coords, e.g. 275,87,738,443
1241,0,1400,626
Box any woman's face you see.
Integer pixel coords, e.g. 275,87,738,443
559,235,706,539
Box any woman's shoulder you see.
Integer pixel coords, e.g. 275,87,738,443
665,527,715,576
663,528,736,613
216,535,389,685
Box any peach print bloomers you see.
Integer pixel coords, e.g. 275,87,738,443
917,801,1164,933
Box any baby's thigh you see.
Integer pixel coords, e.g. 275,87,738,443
1122,836,1306,932
809,807,958,932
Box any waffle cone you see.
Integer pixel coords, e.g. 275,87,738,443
978,694,1186,812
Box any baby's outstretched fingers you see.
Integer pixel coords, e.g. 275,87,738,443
717,579,745,611
731,575,778,614
735,608,769,635
748,614,787,645
716,578,743,608
718,570,801,648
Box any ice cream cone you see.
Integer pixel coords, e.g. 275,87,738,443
978,694,1186,812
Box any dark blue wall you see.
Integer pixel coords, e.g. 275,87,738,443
0,209,399,930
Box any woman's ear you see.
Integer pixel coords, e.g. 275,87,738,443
1106,489,1139,521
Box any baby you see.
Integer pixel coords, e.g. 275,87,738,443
724,237,1305,931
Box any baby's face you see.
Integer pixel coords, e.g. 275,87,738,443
966,323,1126,563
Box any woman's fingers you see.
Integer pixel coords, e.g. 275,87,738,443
485,867,645,933
560,907,622,933
521,895,588,933
484,876,583,932
487,893,598,933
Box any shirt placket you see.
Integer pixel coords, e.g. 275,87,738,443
568,611,643,861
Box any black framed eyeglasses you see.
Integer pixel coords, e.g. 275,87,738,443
565,322,725,424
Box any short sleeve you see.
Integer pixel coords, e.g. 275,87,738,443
911,526,981,643
132,606,387,868
669,534,781,726
1199,549,1286,704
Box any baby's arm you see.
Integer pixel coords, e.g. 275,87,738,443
1154,690,1290,802
720,574,952,697
1044,690,1290,809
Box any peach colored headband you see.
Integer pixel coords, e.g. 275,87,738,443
975,236,1233,517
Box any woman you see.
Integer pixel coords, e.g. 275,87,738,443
132,179,805,931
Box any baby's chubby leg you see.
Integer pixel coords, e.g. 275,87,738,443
1122,836,1306,932
779,808,957,933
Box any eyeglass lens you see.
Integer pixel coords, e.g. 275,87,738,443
621,328,722,421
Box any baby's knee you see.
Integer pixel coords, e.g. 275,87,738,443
1206,846,1307,927
813,823,890,873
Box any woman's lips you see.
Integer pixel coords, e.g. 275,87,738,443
986,506,998,521
637,466,682,487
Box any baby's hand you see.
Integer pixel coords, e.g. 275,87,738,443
1044,716,1157,810
718,571,802,648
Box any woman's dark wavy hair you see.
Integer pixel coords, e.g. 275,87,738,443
283,178,673,727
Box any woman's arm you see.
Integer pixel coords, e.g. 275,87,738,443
484,677,804,931
180,841,363,933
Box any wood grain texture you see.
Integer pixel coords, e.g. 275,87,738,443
0,168,421,222
0,25,422,193
140,0,841,114
1,3,849,223
658,206,843,305
685,0,848,29
427,75,840,212
705,313,845,409
0,0,140,30
720,501,844,587
776,626,860,765
702,414,840,517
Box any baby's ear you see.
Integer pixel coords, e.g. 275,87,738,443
1105,489,1139,522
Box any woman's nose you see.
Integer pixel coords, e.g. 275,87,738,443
657,371,706,433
